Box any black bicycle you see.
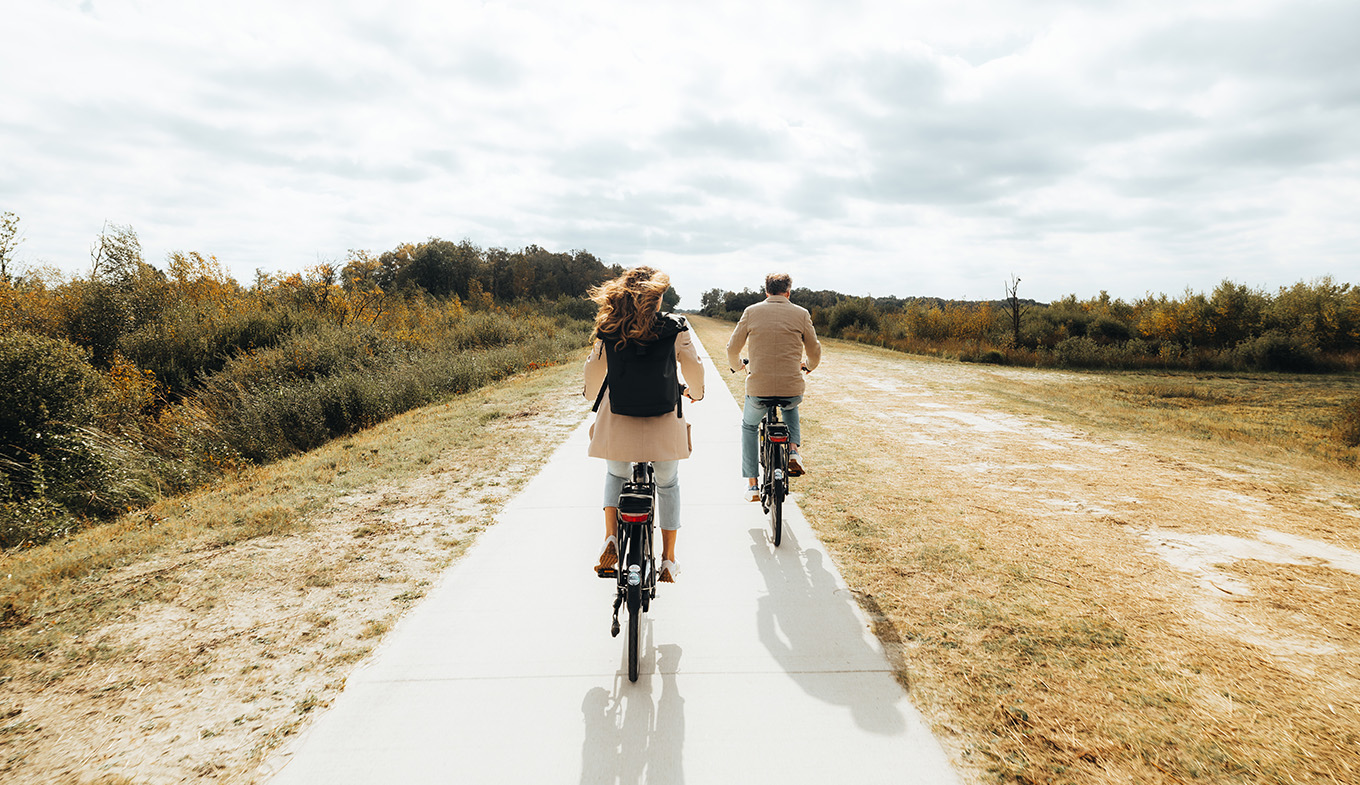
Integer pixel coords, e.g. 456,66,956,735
755,400,795,547
608,462,658,682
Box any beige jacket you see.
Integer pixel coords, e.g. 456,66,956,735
583,329,706,462
726,295,822,397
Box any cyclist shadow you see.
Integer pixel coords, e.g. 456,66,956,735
579,637,686,784
749,526,907,736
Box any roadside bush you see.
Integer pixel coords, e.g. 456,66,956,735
826,299,881,336
203,328,587,461
1090,316,1132,343
1231,330,1320,373
0,331,108,483
120,307,309,397
1053,336,1105,368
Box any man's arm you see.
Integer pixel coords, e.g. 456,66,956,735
725,311,750,372
802,311,822,372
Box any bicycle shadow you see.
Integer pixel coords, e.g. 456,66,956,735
749,526,907,735
579,635,686,784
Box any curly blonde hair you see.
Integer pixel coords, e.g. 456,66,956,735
589,266,671,349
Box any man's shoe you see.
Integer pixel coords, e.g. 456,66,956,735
788,450,805,476
745,484,759,502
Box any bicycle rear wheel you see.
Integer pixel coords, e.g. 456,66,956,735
770,446,784,547
625,528,644,682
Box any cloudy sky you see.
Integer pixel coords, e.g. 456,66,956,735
3,0,1357,305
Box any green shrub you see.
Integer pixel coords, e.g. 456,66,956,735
1054,336,1105,368
826,299,881,336
202,327,589,461
0,331,106,447
1231,330,1320,373
120,307,310,397
1090,316,1132,343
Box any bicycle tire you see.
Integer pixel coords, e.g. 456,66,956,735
626,528,644,682
771,446,784,547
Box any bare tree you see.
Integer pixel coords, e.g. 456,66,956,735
0,211,22,282
1004,275,1027,348
89,222,143,283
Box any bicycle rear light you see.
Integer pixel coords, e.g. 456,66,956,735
618,491,652,523
767,423,790,443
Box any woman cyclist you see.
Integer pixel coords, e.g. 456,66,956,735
583,266,704,583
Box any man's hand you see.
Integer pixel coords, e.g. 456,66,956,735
801,362,811,374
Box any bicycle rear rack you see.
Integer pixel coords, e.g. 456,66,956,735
617,486,653,523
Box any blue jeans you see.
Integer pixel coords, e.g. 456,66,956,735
604,460,681,531
741,395,802,479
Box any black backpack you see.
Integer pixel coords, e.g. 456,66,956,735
593,314,687,418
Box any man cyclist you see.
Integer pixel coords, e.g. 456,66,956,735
725,273,821,501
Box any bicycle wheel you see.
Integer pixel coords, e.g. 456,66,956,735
626,528,644,682
770,446,784,547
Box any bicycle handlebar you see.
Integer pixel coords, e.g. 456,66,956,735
734,358,812,374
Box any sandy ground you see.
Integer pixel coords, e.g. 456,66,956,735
808,348,1360,675
794,342,1360,723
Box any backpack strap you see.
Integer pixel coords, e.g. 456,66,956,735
592,379,608,413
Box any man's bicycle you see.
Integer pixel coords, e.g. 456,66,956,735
755,399,795,547
605,462,658,682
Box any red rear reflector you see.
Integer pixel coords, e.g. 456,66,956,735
620,512,649,523
769,436,788,443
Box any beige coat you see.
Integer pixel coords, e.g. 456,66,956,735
725,295,822,397
583,329,706,462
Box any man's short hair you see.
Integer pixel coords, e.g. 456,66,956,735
765,273,792,295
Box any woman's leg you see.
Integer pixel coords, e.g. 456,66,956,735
597,461,630,571
653,460,680,562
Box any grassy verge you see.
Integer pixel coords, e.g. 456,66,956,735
0,351,592,783
692,315,1360,785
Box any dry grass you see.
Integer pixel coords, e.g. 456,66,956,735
0,355,592,784
692,315,1360,785
1004,371,1360,469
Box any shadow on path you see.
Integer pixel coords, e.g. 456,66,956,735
750,526,907,735
580,633,686,784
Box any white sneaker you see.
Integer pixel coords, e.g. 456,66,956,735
745,484,759,502
788,450,805,476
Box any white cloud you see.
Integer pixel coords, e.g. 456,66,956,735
2,0,1356,306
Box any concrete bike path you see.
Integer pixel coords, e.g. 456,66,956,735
265,338,961,784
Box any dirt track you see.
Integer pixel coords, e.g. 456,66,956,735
693,316,1360,783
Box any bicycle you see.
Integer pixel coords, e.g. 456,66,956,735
605,461,658,682
755,399,795,547
739,358,803,547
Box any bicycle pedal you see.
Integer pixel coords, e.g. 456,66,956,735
596,567,617,579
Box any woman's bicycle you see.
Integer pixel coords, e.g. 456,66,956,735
756,399,795,547
606,462,658,682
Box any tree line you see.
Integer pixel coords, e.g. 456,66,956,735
699,278,1360,373
0,223,621,548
